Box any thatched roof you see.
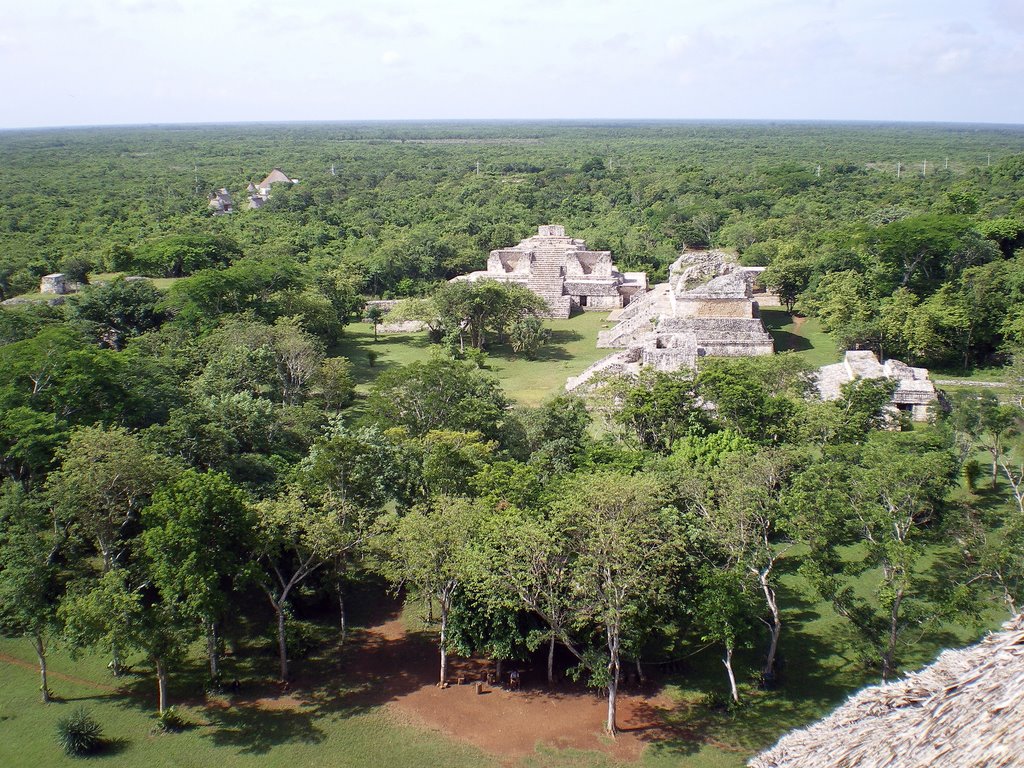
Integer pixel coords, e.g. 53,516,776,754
258,169,293,189
750,615,1024,768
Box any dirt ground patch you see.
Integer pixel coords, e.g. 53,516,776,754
316,612,684,763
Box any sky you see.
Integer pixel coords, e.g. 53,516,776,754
1,0,1023,129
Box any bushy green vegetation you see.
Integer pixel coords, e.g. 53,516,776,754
2,121,1024,765
55,707,104,756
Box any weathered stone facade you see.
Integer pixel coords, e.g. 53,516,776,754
568,250,773,388
208,188,234,215
248,169,297,209
817,350,938,422
40,273,69,295
453,225,647,319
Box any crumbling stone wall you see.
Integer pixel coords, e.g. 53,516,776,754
40,273,69,295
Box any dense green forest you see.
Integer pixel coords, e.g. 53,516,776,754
1,122,1024,765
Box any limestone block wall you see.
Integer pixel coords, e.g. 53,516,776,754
695,339,775,357
674,298,754,318
577,295,623,311
538,225,566,237
40,274,68,295
487,250,532,275
563,280,621,296
566,251,613,277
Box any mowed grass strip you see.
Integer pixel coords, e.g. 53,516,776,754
759,309,840,369
331,311,616,407
0,641,495,768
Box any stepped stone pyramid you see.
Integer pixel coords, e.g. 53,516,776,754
452,225,647,319
568,250,774,389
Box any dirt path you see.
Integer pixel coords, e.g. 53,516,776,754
0,652,120,693
2,616,720,763
338,616,684,762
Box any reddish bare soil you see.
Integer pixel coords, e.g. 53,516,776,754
2,608,695,763
307,614,682,762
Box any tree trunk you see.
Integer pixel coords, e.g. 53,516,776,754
156,658,168,715
32,634,50,704
636,658,645,685
606,657,619,736
760,572,782,678
724,646,739,704
882,588,904,682
438,603,449,687
338,585,347,646
110,646,123,677
606,626,620,736
276,605,289,682
207,620,219,681
547,634,556,685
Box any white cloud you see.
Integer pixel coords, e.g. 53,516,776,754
933,47,972,75
665,34,691,58
380,50,403,66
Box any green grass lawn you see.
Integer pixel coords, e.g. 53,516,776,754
331,311,616,407
89,271,183,290
0,631,497,768
2,551,1004,768
759,310,840,368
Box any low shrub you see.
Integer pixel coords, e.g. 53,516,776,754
56,707,104,756
156,706,189,733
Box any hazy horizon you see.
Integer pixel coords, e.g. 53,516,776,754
6,118,1024,134
3,0,1023,130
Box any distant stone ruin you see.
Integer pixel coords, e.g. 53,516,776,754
567,250,773,389
452,225,647,319
208,188,234,215
40,273,70,295
247,169,298,209
817,350,938,421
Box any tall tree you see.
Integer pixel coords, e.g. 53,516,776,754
375,496,485,687
61,567,192,714
254,490,349,681
141,470,256,680
0,482,67,702
791,431,959,680
46,425,174,574
550,472,679,735
678,448,797,680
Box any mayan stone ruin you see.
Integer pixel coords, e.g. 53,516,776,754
817,350,938,421
247,169,298,209
567,249,774,389
452,225,648,319
39,273,70,295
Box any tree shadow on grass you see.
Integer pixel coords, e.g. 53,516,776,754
55,693,122,704
486,336,580,365
201,703,326,755
766,329,812,353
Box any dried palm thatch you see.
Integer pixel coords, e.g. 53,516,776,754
750,615,1024,768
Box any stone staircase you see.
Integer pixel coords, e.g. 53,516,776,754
565,348,643,391
527,248,572,318
597,309,661,348
658,317,774,356
597,283,672,347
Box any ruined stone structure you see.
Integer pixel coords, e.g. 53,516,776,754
40,273,69,295
208,188,233,215
567,250,773,389
248,169,298,209
817,350,938,421
453,225,647,319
